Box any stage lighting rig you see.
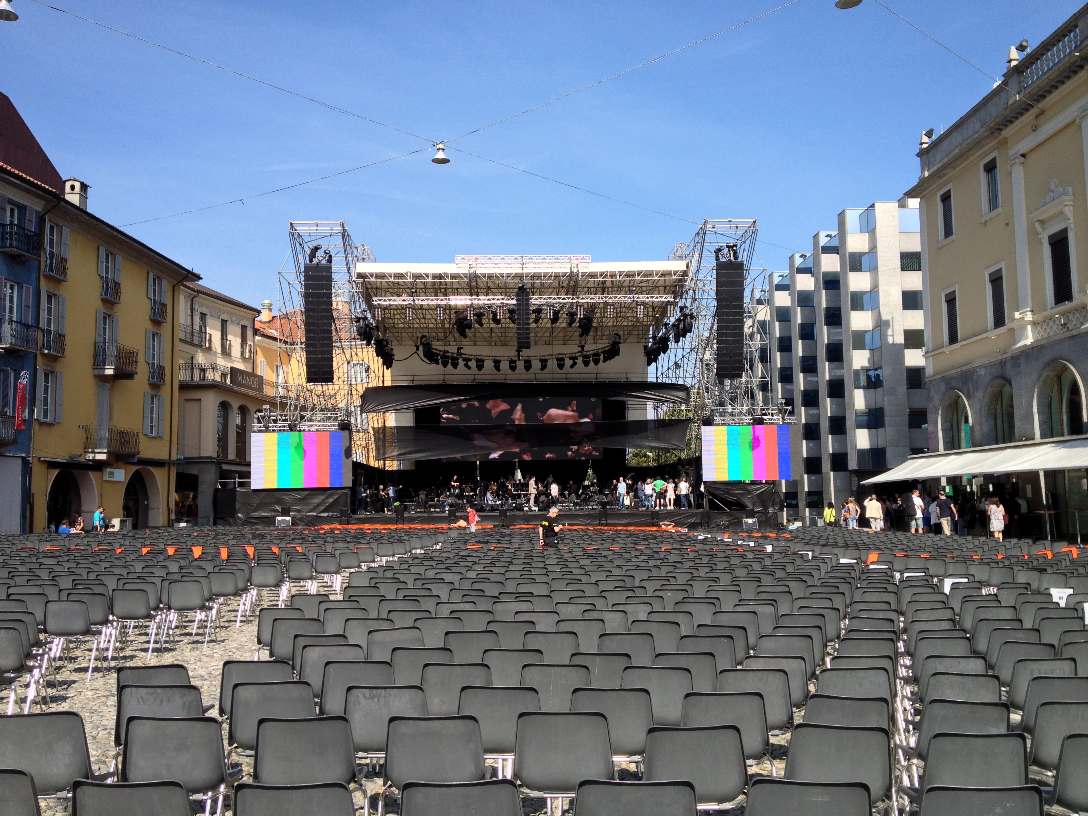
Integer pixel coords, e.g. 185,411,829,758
577,310,595,338
508,359,517,372
592,352,601,365
603,333,621,362
566,309,578,328
355,315,375,345
490,310,501,326
539,358,549,371
556,356,566,370
451,356,460,369
532,306,544,324
440,352,450,368
569,355,578,369
550,308,561,325
454,312,474,338
523,358,532,372
507,306,518,324
493,359,501,373
473,310,485,327
581,349,591,367
475,358,484,371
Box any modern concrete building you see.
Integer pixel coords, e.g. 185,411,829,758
888,4,1088,540
769,200,927,521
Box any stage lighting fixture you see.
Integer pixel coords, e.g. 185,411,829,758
672,319,683,344
592,352,601,365
475,357,484,371
493,359,501,372
582,352,591,367
355,316,375,344
491,310,501,326
507,306,518,323
569,356,578,369
451,356,459,369
577,311,594,337
539,358,548,371
550,308,561,325
454,312,472,338
532,306,543,324
440,353,450,368
566,309,578,328
508,359,517,372
474,310,485,327
523,358,532,372
556,357,566,370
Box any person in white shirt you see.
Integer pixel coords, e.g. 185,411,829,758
677,478,690,509
863,494,884,531
666,479,676,510
910,489,925,534
549,478,560,506
616,477,627,510
528,476,538,510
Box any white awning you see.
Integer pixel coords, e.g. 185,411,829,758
863,436,1088,484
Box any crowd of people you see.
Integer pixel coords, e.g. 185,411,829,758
823,487,1020,541
611,475,701,510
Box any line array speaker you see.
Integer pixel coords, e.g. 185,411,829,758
303,261,334,384
515,284,531,351
715,257,745,380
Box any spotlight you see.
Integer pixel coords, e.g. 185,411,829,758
539,358,548,371
672,319,682,344
577,311,594,337
569,356,578,369
582,352,591,367
454,312,472,338
523,359,532,372
474,310,485,327
440,353,450,368
507,306,518,323
355,316,375,344
556,357,566,370
550,308,561,325
451,356,460,370
532,306,543,324
566,309,578,328
508,359,517,372
493,359,501,373
491,310,501,326
475,357,484,371
592,352,601,365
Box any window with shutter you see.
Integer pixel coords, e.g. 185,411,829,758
1049,229,1074,306
33,366,43,421
944,291,959,345
143,393,151,437
989,268,1006,329
55,372,62,423
20,284,31,326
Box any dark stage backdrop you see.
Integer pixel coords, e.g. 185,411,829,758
235,488,350,522
360,381,689,412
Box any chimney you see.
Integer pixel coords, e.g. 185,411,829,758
1007,46,1020,69
259,299,274,323
63,178,89,209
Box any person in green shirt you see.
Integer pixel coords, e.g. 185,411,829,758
652,477,666,509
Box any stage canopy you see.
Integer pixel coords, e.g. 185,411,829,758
360,381,689,413
863,436,1088,484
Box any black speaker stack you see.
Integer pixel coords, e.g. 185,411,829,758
714,247,745,380
303,261,334,384
515,284,531,351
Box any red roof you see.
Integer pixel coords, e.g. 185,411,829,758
0,93,63,193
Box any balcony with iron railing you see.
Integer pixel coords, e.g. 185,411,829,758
0,223,40,260
99,275,121,303
179,360,229,385
220,337,233,357
147,361,166,385
0,414,15,445
43,251,68,281
0,320,38,353
240,342,253,360
93,342,138,379
179,323,211,348
40,329,66,357
80,425,140,460
149,300,167,322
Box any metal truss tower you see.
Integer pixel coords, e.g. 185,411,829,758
654,219,787,443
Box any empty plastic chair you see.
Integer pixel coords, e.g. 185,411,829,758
384,715,486,790
399,779,521,816
345,685,428,760
643,725,747,809
572,687,653,760
71,780,190,816
573,779,698,816
785,724,892,810
522,663,590,712
253,715,356,786
0,711,92,797
233,782,355,816
0,769,39,816
513,712,613,812
746,778,870,816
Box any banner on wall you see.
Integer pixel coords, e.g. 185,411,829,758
15,371,28,431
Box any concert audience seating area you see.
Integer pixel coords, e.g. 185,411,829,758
0,524,1085,815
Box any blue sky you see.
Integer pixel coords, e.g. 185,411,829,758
2,0,1080,304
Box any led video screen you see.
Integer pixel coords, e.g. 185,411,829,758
250,431,350,490
701,424,792,482
440,397,601,425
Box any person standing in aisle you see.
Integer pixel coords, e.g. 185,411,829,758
616,476,627,510
988,497,1007,542
677,476,690,509
539,505,562,550
528,476,538,511
864,494,884,531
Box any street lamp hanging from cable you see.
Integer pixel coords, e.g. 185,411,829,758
431,142,450,165
0,0,19,22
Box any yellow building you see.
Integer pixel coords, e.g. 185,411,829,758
894,6,1088,538
31,179,193,531
174,281,265,524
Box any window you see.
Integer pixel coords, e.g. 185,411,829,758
900,251,922,272
939,188,954,239
856,448,887,470
982,156,1000,214
827,379,845,399
825,342,843,363
777,337,792,353
988,267,1006,329
856,407,886,429
216,401,231,458
797,291,815,307
850,291,879,311
36,368,61,423
98,246,121,280
801,389,819,408
823,308,842,327
145,330,162,365
96,310,117,347
236,406,249,461
851,329,881,351
258,359,267,378
902,291,924,310
908,410,928,429
904,330,925,350
1042,365,1085,439
799,356,817,374
828,416,846,435
241,324,249,354
821,242,840,255
944,290,959,345
1049,228,1074,306
802,422,821,441
4,202,18,226
220,318,230,354
854,368,883,389
778,366,793,384
784,491,799,509
775,307,791,323
143,393,163,437
990,382,1014,445
274,364,285,395
798,323,815,341
805,493,826,509
0,369,12,416
803,456,822,475
348,361,370,384
147,271,166,303
829,453,849,472
822,274,840,291
848,252,865,273
906,367,925,388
